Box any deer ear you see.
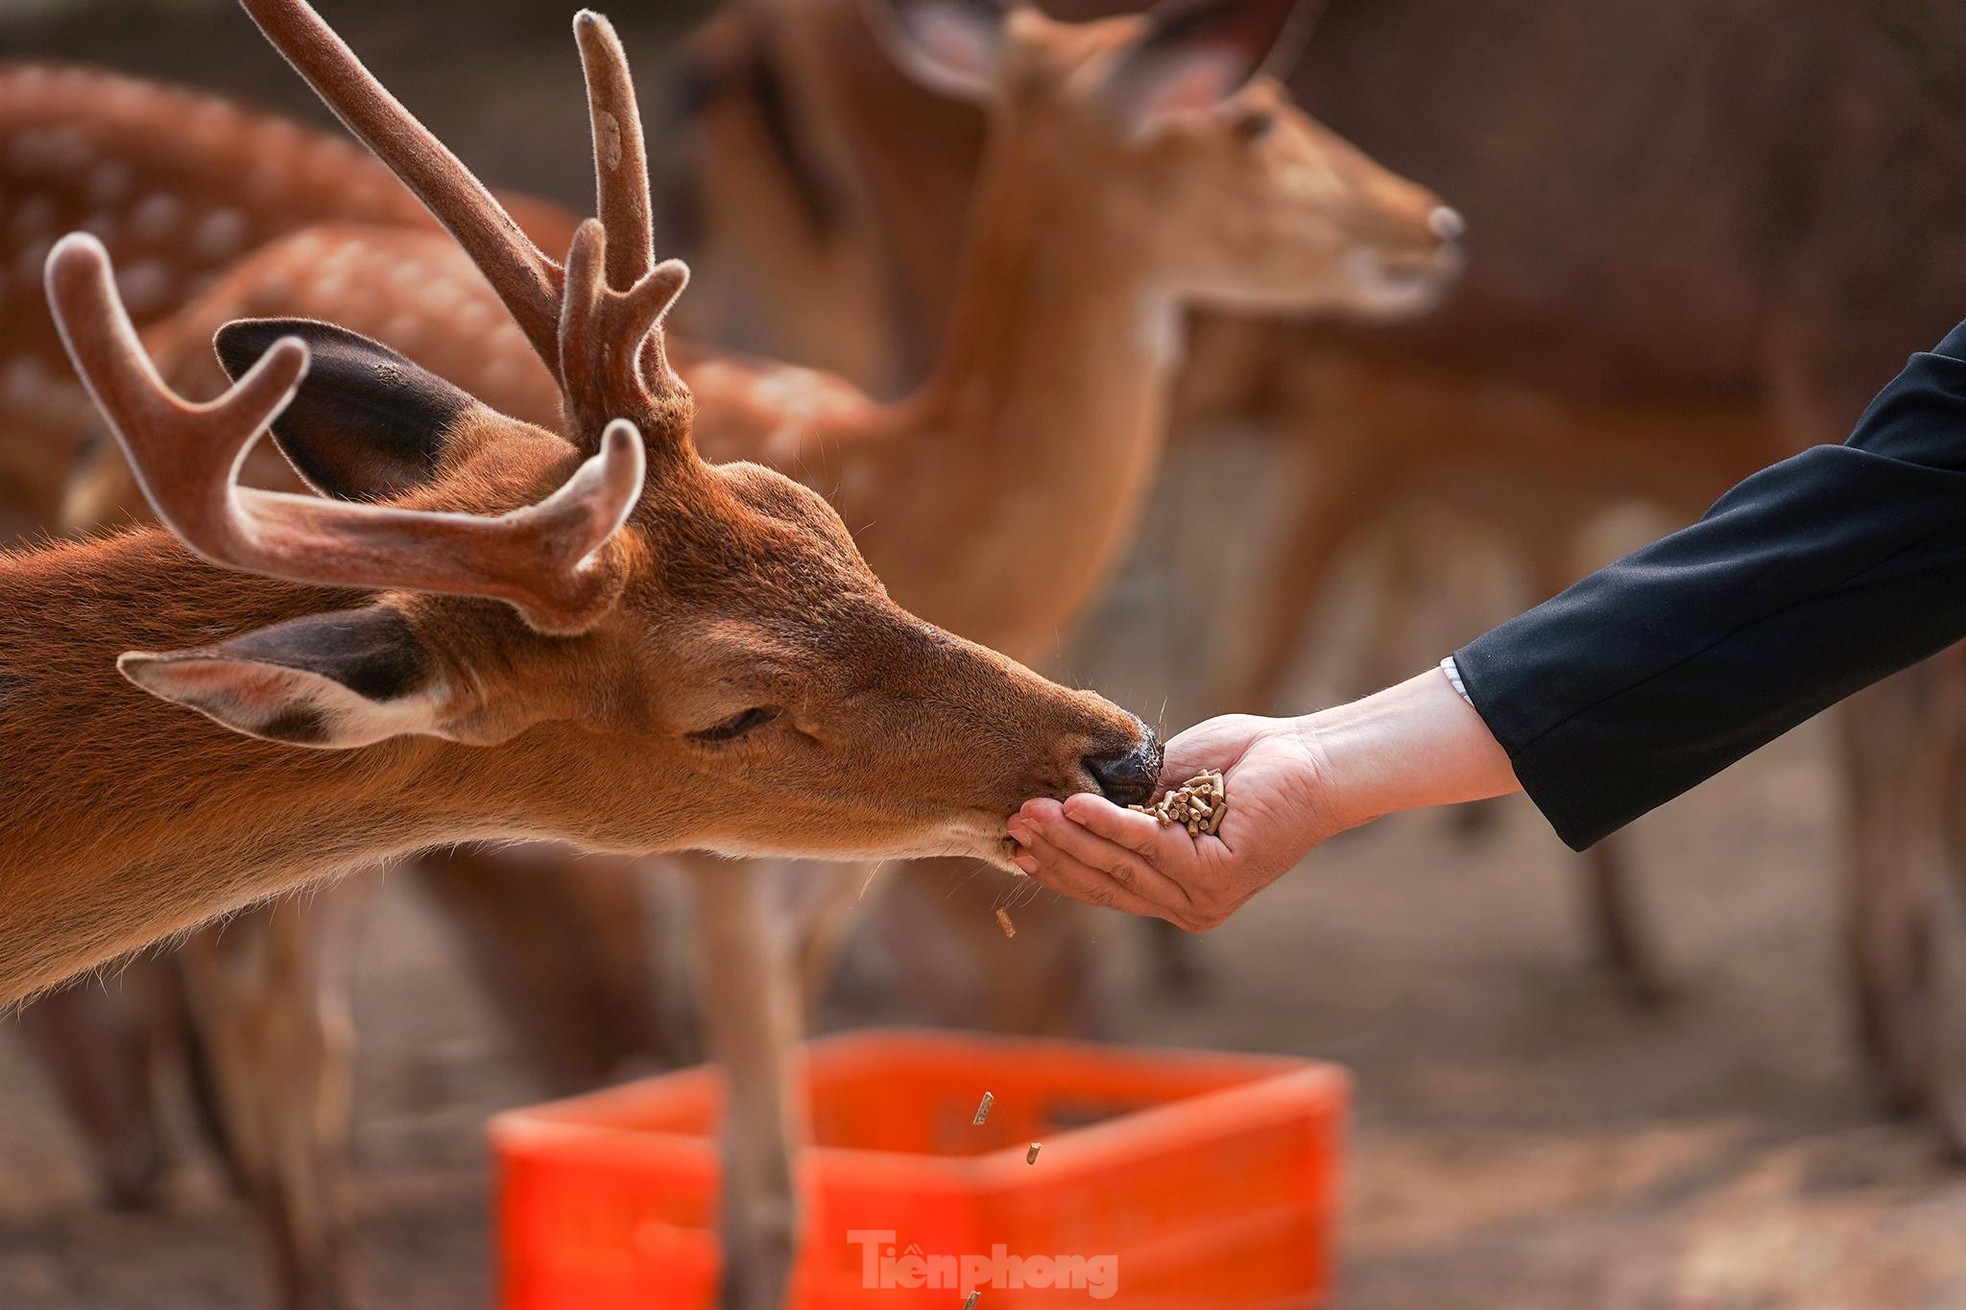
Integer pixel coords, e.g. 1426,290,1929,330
119,604,450,749
862,0,1006,102
214,319,472,502
1101,0,1311,125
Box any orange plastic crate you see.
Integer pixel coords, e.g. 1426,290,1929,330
490,1030,1347,1309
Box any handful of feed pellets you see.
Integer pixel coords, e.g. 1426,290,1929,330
1129,770,1228,836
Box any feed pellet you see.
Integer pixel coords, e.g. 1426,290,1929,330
1129,770,1228,836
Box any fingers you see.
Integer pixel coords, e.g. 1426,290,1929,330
1158,713,1268,780
1059,792,1171,855
1010,817,1176,922
1010,798,1201,924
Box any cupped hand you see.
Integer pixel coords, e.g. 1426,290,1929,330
1007,713,1338,931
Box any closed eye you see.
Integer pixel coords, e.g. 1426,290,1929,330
1232,109,1275,143
689,706,782,743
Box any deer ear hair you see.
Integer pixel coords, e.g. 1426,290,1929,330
1101,0,1311,126
861,0,1006,103
214,319,474,502
120,604,449,749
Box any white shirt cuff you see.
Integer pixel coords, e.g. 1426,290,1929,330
1440,655,1473,706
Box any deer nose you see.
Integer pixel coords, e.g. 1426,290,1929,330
1083,736,1161,808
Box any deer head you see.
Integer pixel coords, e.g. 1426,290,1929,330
39,1,1159,873
863,0,1462,318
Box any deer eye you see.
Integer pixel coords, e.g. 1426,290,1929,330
689,706,782,743
1233,109,1275,143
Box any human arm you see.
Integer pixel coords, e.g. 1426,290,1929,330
1459,321,1966,848
1016,318,1966,919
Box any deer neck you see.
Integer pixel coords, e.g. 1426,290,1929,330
0,535,634,1001
838,131,1182,663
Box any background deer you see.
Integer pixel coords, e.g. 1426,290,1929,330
655,0,1966,1154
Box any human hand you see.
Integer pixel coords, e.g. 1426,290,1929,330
1007,670,1521,931
1007,712,1338,931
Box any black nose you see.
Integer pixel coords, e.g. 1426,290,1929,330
1084,732,1162,808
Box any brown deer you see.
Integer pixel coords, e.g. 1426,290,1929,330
0,59,574,526
18,0,1458,1303
0,0,1167,999
0,80,657,1291
658,0,1966,1152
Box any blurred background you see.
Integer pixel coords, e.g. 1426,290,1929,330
4,0,1966,1307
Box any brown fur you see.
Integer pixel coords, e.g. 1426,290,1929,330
0,429,1146,1002
0,62,575,527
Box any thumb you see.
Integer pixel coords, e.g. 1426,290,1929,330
1161,718,1261,780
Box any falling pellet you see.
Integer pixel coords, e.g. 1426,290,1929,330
963,1293,981,1309
973,1091,994,1125
995,907,1016,938
1027,1141,1042,1165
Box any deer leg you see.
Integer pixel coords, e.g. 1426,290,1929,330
1909,653,1966,1158
876,860,1104,1037
11,970,169,1210
414,844,677,1088
1233,446,1400,712
1579,839,1671,1006
791,862,878,1017
1839,674,1942,1117
686,859,805,1310
971,865,1101,1037
1930,844,1966,1161
870,864,987,1026
176,881,370,1310
1509,522,1670,1006
1352,513,1432,695
1143,917,1207,1000
986,890,1099,1037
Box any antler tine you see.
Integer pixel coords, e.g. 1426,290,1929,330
559,219,692,450
47,234,647,636
574,10,655,292
45,234,311,541
238,0,564,369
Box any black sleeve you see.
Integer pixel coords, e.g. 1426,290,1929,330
1454,320,1966,850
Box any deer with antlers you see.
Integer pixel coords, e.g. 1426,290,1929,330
7,0,1457,1302
2,0,1168,1020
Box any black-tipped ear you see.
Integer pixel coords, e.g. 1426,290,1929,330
120,604,448,748
861,0,1006,103
1102,0,1313,125
214,319,473,502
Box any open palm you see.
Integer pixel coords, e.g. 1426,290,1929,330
1009,713,1339,931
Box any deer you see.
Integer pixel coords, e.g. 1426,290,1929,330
1,0,1178,1084
652,0,1966,1153
648,0,1686,1004
12,0,1461,1304
0,61,651,1310
8,223,680,1310
0,59,589,529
